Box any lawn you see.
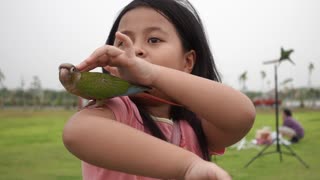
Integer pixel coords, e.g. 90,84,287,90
0,108,319,179
0,109,81,180
214,108,320,180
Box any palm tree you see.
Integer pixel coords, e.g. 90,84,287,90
0,69,5,108
260,70,266,93
267,80,271,90
20,77,26,108
30,76,43,109
280,78,293,99
0,69,5,88
280,78,293,87
308,62,316,107
308,62,314,87
239,71,248,91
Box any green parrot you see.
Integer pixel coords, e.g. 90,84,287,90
59,63,150,101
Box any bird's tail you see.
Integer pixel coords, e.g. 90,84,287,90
138,93,183,107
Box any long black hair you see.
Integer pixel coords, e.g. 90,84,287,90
103,0,221,161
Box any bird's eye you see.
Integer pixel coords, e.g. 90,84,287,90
70,67,75,72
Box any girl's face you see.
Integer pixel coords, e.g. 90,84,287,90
116,7,195,72
115,7,196,108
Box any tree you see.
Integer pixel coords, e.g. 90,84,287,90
0,69,5,108
20,77,26,108
280,78,293,87
0,68,5,88
30,76,43,108
308,62,314,87
239,71,248,91
280,78,293,99
307,62,316,107
260,70,266,92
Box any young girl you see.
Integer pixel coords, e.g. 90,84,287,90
62,0,255,179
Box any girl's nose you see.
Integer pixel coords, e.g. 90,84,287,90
136,51,144,57
134,44,146,57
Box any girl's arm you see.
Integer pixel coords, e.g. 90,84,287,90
76,32,255,151
151,65,256,150
63,107,230,179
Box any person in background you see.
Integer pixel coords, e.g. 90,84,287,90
280,108,304,143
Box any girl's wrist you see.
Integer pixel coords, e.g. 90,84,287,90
148,64,162,87
176,154,203,180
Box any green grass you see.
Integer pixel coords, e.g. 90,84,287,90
0,110,81,180
214,108,320,180
0,108,319,179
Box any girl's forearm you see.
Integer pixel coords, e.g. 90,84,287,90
152,65,255,127
63,109,200,179
151,65,255,147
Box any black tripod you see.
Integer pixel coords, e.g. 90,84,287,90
244,49,309,168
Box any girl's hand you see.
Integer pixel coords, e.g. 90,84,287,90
76,32,157,86
183,158,231,180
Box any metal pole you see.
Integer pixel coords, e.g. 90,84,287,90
274,64,282,161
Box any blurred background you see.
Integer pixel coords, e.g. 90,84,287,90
0,0,319,108
0,0,319,179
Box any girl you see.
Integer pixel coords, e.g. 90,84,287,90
63,0,256,179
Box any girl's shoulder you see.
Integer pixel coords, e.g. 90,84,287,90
103,96,144,127
77,96,144,130
81,96,144,129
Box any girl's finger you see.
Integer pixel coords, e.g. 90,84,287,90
90,45,124,60
81,54,111,72
79,63,99,72
115,32,135,56
104,66,120,77
76,45,124,71
115,32,133,47
76,59,94,71
80,55,111,72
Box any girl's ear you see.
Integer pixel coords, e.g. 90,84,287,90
183,50,196,73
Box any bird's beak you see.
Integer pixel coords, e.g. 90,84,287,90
59,68,70,84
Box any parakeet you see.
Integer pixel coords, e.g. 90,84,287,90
59,63,150,101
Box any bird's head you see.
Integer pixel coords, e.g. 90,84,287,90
59,63,81,88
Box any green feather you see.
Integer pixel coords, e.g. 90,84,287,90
59,63,149,100
75,72,148,100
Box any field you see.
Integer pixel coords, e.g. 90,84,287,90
214,108,320,180
0,110,81,180
0,108,319,179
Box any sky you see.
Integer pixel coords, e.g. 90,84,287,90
0,0,319,91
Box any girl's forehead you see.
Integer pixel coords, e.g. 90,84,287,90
118,7,172,29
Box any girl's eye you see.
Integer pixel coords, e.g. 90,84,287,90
148,37,161,44
117,41,124,47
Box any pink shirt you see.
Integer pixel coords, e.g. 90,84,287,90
82,96,224,180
